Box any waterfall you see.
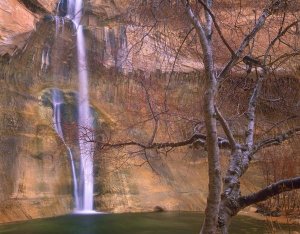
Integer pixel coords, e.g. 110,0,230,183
116,26,128,71
52,0,95,213
55,16,65,36
52,89,80,209
72,0,95,213
41,45,50,71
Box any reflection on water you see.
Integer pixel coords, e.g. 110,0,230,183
0,212,298,234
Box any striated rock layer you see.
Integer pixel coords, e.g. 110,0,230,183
0,2,208,222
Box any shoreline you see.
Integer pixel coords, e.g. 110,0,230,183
239,209,300,226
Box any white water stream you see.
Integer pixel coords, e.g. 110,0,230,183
52,89,80,209
52,0,95,212
72,0,95,212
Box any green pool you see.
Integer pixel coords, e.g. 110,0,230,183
0,212,298,234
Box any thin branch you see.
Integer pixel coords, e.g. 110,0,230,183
143,149,159,175
252,127,300,154
197,0,235,55
171,27,195,73
181,0,209,53
217,1,288,81
182,0,215,79
238,177,300,208
126,22,158,61
261,115,298,137
215,106,237,150
264,20,299,64
164,26,195,111
140,80,159,145
268,50,300,67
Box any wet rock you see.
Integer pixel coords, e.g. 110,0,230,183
43,15,55,22
154,206,165,212
248,206,257,213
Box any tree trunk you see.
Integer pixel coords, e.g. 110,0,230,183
200,77,222,234
218,202,233,234
217,149,248,234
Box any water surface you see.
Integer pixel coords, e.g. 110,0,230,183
0,212,298,234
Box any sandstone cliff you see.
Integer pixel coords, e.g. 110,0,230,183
0,0,208,222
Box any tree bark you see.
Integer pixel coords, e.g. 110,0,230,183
181,1,222,233
201,77,221,234
217,150,246,234
217,177,300,234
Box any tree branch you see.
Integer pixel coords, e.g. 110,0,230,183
182,0,209,49
197,0,235,55
217,1,288,81
245,69,267,149
252,127,300,154
268,50,300,67
264,20,299,65
203,0,213,37
99,133,231,150
215,106,237,150
238,177,300,208
140,80,159,145
164,26,195,110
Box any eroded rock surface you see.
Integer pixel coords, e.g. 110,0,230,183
0,0,58,56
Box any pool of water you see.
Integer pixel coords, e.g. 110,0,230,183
0,212,298,234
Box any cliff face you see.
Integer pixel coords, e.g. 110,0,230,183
0,0,120,56
0,0,57,56
0,72,72,222
0,0,208,223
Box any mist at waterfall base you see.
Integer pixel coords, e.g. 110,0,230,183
52,0,95,213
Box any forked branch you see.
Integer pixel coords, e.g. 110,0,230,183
197,0,235,55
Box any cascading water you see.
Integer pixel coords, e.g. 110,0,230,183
51,89,80,209
51,0,95,213
116,26,128,71
72,0,95,212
